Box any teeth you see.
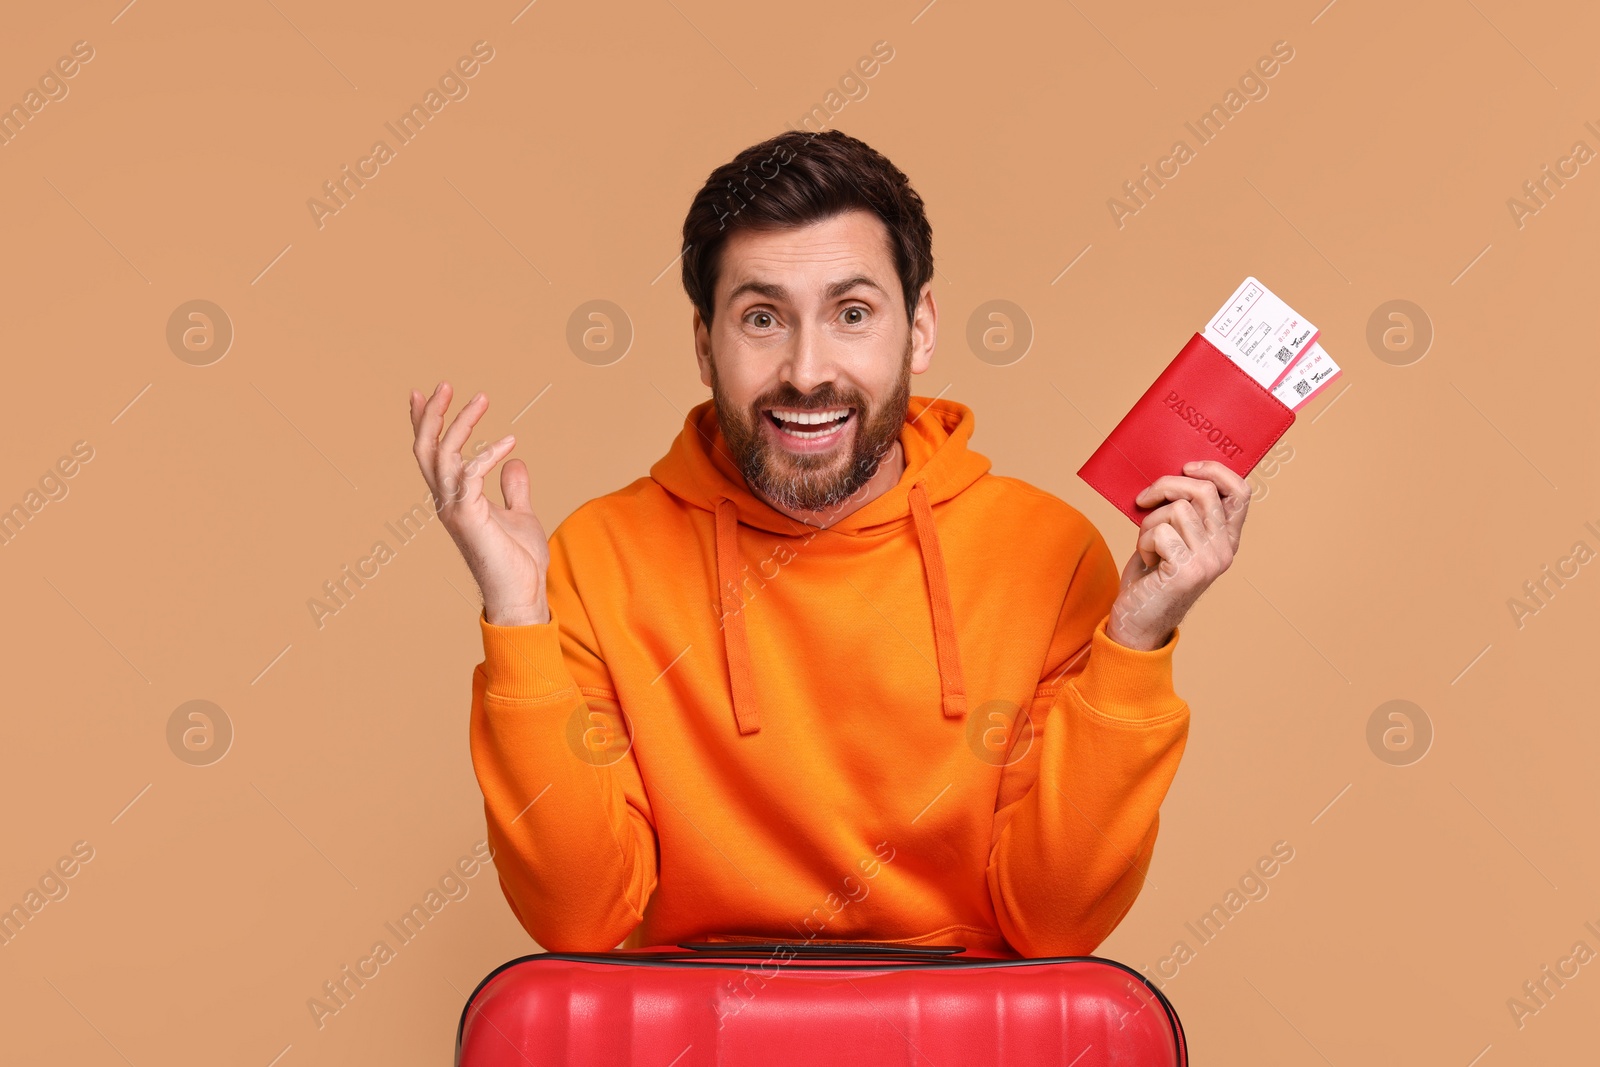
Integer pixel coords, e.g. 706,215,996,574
772,408,848,425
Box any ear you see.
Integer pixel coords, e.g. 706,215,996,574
693,307,713,388
909,282,937,375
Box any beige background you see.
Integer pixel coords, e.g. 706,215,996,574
2,0,1596,1062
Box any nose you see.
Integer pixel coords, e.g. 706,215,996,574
777,319,837,399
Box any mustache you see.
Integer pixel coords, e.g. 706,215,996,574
753,387,863,412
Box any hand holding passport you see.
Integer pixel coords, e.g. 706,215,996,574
1077,277,1342,524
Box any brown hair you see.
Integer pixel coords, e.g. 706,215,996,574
679,129,933,328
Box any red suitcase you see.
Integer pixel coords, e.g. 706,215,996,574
456,940,1188,1065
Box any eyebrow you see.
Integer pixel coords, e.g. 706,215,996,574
723,274,887,309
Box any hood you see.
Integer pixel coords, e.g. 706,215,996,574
649,396,992,736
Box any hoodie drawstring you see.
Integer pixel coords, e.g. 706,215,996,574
712,483,968,736
909,480,968,721
715,498,764,735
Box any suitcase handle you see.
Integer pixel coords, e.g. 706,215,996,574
675,940,967,959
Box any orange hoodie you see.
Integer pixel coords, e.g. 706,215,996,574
468,395,1190,958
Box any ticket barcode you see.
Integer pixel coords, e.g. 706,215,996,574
1271,341,1342,410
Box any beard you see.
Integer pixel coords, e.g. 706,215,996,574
711,335,912,515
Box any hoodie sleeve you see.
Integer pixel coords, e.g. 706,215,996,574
467,524,659,952
986,521,1190,958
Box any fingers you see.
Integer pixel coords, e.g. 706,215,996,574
411,383,496,509
459,432,515,504
434,391,488,509
1181,458,1249,494
1134,461,1254,578
1136,471,1226,536
412,383,523,517
499,457,532,512
1183,459,1251,526
440,390,490,467
1135,497,1206,569
1134,518,1190,574
412,381,451,479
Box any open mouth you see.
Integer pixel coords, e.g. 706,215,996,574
765,406,854,441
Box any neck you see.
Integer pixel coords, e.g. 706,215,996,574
758,438,907,530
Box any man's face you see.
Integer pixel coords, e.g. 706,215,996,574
694,208,936,514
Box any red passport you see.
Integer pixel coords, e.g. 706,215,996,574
1077,332,1295,525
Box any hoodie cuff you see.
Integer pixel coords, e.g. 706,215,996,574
478,609,577,702
1068,613,1186,723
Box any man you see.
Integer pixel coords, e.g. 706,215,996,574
408,129,1250,958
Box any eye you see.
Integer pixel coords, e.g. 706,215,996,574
746,310,776,329
841,306,867,325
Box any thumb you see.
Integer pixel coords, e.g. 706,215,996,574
500,457,532,512
1132,533,1159,571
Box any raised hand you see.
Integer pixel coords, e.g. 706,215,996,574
409,382,551,626
1107,459,1252,650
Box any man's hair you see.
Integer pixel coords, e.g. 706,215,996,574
679,129,933,328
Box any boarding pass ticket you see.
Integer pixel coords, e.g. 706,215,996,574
1270,340,1341,411
1203,276,1319,392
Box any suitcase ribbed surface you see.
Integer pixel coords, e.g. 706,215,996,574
457,947,1186,1066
